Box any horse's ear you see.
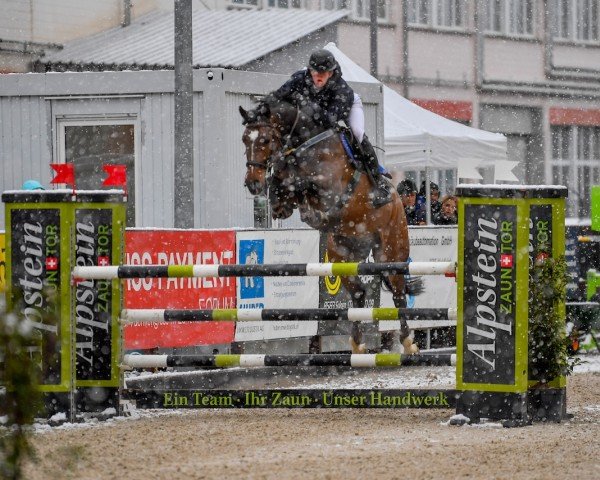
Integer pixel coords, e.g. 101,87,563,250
239,106,250,124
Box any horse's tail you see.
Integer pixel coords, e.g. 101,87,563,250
405,276,425,296
381,275,424,297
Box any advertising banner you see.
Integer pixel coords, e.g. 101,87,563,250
318,232,381,310
74,208,116,382
235,229,320,341
529,204,552,262
379,226,458,332
123,230,236,349
9,207,64,387
461,204,517,386
0,232,5,292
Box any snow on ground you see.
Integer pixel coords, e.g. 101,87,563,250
572,352,600,373
30,353,600,433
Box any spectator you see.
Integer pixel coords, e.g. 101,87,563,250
434,194,458,225
416,181,441,222
397,179,423,225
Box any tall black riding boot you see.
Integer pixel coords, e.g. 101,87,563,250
360,136,392,207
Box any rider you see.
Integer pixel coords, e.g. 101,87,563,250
272,49,392,207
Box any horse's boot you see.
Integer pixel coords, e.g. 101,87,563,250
402,336,419,355
359,136,392,208
350,337,367,354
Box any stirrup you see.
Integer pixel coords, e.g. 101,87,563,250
371,180,392,208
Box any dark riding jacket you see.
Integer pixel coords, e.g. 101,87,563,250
273,66,354,130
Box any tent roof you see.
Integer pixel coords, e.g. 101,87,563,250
324,43,507,170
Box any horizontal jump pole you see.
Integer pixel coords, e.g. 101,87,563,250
122,353,456,369
121,307,458,323
73,261,456,280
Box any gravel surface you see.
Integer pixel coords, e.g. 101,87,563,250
20,361,600,480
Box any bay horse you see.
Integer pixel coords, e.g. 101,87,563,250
240,96,420,354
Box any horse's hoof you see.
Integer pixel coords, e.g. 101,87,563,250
350,337,367,354
402,338,419,355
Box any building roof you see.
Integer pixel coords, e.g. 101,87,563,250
39,9,348,70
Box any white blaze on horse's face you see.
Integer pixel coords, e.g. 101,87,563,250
247,130,259,157
246,129,259,162
243,127,271,196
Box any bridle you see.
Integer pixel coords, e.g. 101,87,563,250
244,122,284,171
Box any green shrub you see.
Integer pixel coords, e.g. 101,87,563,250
528,255,574,384
0,296,42,480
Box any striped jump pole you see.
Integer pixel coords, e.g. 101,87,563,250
120,307,458,323
73,261,456,280
122,353,456,369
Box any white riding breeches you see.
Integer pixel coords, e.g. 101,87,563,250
348,93,365,143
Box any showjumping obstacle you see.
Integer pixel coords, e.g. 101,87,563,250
72,260,455,279
120,307,458,322
1,185,569,425
123,353,456,369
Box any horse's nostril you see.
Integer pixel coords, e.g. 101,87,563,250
245,180,263,196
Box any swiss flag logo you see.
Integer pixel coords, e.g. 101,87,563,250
98,256,111,266
500,254,513,268
46,257,58,271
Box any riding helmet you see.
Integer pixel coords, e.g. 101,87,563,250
308,49,336,72
397,179,417,196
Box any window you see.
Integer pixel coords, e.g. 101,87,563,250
60,120,137,226
486,0,534,36
551,125,600,217
267,0,304,7
229,0,388,21
230,0,259,6
321,0,348,7
408,0,466,29
350,0,388,21
554,0,599,42
320,0,388,22
230,0,305,8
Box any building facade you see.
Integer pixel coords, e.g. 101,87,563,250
1,0,599,219
228,0,600,219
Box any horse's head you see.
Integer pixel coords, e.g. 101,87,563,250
240,104,281,196
240,102,296,219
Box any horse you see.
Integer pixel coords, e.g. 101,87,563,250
240,96,420,354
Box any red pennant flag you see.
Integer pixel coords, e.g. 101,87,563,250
50,163,75,185
102,164,127,187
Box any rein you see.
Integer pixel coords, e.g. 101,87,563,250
284,129,336,157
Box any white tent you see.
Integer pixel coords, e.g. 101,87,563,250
324,43,508,172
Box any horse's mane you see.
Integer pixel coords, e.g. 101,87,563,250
250,94,322,138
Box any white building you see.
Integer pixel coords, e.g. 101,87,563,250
1,0,599,219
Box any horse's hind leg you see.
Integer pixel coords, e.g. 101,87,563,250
344,279,367,354
389,279,418,354
326,235,369,353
